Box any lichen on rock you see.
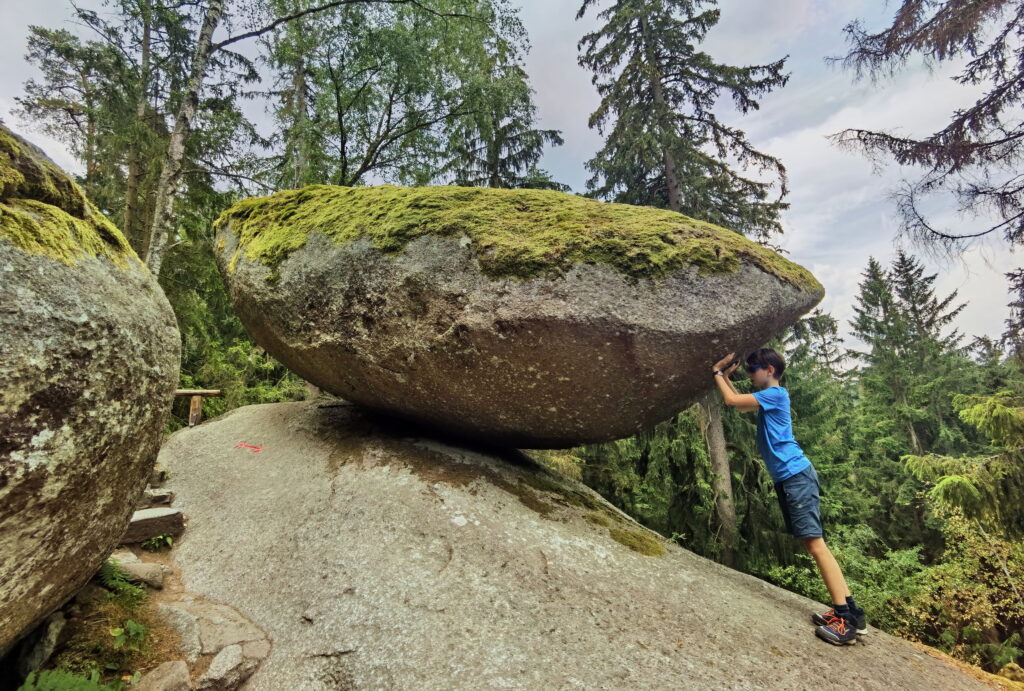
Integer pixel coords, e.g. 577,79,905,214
214,184,822,292
0,125,135,268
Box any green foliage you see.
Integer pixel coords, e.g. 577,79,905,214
262,0,539,189
140,534,173,552
108,620,146,652
17,669,126,691
905,391,1024,536
903,512,1024,671
439,40,567,190
96,561,146,610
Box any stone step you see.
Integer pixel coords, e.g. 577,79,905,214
121,508,185,544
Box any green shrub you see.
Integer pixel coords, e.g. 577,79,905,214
96,561,146,609
140,534,173,552
17,669,124,691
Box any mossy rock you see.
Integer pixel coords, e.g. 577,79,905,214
215,184,821,291
214,184,824,447
0,124,136,268
0,125,180,656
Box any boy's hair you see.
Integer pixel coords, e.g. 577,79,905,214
746,348,786,378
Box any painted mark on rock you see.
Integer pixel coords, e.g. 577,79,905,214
234,442,263,453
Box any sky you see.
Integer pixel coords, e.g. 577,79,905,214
1,0,1016,349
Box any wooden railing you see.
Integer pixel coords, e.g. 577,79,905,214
174,389,222,427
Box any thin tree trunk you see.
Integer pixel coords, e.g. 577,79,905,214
145,0,225,276
700,391,737,567
638,16,683,212
124,0,151,256
638,15,734,564
291,51,308,188
897,390,924,454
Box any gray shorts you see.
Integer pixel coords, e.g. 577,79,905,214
773,465,823,539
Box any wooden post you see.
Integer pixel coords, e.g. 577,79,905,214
188,395,203,426
174,389,222,427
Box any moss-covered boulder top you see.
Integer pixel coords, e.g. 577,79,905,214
0,124,135,267
215,184,822,291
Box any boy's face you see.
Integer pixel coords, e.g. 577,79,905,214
747,364,776,389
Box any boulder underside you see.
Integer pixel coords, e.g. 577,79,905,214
217,228,822,447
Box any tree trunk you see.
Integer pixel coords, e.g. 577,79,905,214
145,0,225,276
124,0,152,256
291,51,308,188
638,16,683,212
700,391,737,567
638,16,733,563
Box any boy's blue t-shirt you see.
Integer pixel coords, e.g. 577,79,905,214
752,386,812,483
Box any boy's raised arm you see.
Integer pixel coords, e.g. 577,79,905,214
711,352,760,410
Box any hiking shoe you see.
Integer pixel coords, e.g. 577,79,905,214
812,607,868,634
815,615,858,645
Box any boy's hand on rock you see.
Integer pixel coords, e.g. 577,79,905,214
724,362,739,376
712,352,736,372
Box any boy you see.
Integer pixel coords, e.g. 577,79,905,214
710,348,867,645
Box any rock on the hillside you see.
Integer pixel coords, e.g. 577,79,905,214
197,644,260,691
13,612,65,677
138,488,176,508
122,507,186,544
119,562,170,589
156,399,989,690
214,185,824,447
135,660,193,691
0,124,180,655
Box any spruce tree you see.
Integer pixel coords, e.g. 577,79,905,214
847,252,981,551
577,0,789,240
440,45,567,190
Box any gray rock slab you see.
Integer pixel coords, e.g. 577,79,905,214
197,643,260,691
110,549,141,565
118,561,169,589
157,400,990,690
157,598,267,663
138,488,176,508
135,660,192,691
122,508,185,544
157,604,202,663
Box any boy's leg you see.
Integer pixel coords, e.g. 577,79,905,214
801,536,849,605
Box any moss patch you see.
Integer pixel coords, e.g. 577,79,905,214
215,184,823,291
609,527,667,557
0,125,135,268
491,477,557,517
584,512,611,527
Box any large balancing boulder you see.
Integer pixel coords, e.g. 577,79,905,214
0,125,181,654
214,185,823,447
